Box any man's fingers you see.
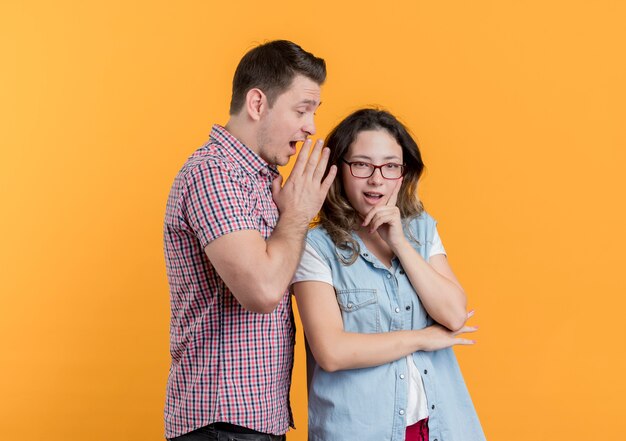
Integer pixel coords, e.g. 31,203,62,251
271,174,283,199
320,165,337,194
290,139,313,175
312,146,331,182
305,140,325,177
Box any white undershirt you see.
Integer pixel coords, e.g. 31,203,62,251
293,230,446,426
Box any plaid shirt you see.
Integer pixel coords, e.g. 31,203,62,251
163,125,294,438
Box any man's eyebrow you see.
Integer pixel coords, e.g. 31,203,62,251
298,99,321,107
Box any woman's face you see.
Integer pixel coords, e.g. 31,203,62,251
342,129,404,219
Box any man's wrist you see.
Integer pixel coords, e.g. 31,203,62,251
278,209,312,229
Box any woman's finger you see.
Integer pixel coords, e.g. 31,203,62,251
452,338,476,346
386,178,403,207
362,206,383,227
369,213,395,233
453,325,479,336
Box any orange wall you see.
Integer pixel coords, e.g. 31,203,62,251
1,1,625,439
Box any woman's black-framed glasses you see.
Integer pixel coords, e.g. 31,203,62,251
341,158,405,179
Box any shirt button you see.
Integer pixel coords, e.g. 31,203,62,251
259,168,268,176
432,404,435,410
395,307,400,313
399,269,405,275
399,374,405,379
399,409,405,415
363,253,369,257
347,303,353,309
424,369,428,374
386,274,392,279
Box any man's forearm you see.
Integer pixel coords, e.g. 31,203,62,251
203,213,310,314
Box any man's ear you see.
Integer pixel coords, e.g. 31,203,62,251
245,88,267,121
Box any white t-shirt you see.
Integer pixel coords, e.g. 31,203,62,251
293,229,446,425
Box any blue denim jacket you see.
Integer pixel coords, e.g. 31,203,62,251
305,213,486,441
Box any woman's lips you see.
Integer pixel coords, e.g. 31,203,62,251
363,192,384,204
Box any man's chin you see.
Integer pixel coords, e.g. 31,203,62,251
274,155,291,167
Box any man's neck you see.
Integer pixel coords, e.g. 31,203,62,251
224,117,258,154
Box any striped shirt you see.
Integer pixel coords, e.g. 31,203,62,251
163,125,294,438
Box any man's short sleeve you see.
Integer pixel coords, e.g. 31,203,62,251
181,160,257,248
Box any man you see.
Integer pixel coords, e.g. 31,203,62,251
163,40,336,440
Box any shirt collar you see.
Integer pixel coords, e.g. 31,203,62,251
209,124,279,178
351,232,398,271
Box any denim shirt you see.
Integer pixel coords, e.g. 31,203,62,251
304,213,486,441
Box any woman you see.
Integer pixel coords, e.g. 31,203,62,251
292,109,486,441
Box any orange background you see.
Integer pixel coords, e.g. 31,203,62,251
1,1,625,439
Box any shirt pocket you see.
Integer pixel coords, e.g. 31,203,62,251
259,208,278,228
255,206,278,238
335,288,380,333
250,189,278,236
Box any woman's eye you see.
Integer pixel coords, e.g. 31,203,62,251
354,162,369,168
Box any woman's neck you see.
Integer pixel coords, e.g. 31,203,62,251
356,228,395,268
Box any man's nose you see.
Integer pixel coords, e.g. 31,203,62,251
302,115,316,136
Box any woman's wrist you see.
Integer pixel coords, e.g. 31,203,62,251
391,238,417,260
411,328,431,352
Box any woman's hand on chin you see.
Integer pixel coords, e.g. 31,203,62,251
360,178,406,250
